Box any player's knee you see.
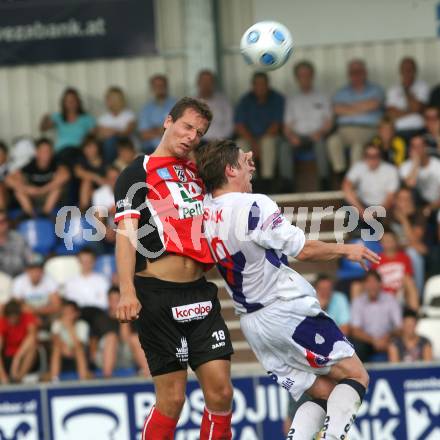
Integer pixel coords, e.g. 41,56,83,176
159,393,186,417
205,383,234,409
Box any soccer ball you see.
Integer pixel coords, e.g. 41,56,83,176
240,21,293,71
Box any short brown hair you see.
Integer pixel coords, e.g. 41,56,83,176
195,140,240,192
169,97,213,126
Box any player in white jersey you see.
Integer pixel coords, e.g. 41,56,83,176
196,140,381,440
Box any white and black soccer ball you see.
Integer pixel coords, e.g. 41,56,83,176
240,21,293,71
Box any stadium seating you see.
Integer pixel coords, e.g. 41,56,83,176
17,218,57,255
44,255,80,287
0,271,12,304
94,254,116,279
422,275,440,318
417,318,440,360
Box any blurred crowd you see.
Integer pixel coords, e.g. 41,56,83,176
1,56,440,384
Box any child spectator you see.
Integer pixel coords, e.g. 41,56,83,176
390,187,427,293
0,209,31,277
74,135,106,211
423,106,440,157
315,274,351,335
6,138,70,218
40,88,96,165
113,137,137,172
388,308,432,362
371,116,406,166
351,271,402,362
97,87,136,164
11,254,61,329
63,248,117,378
49,300,90,380
0,299,37,383
0,141,9,210
372,229,419,310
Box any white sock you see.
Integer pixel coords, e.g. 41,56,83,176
321,381,365,440
287,400,326,440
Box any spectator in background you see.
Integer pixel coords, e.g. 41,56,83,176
0,299,37,383
372,229,419,310
235,72,284,191
40,88,96,165
11,254,61,328
342,143,400,221
371,116,406,166
400,135,440,214
106,287,149,376
74,135,106,211
5,138,70,217
0,141,9,210
327,59,384,178
388,308,432,362
0,209,30,277
351,271,402,362
196,70,233,141
386,57,429,142
63,248,117,378
91,166,119,254
138,74,176,154
113,137,137,172
97,86,136,164
50,300,90,380
390,187,427,294
282,61,332,190
315,274,350,334
423,106,440,157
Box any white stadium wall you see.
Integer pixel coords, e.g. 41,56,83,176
2,0,440,144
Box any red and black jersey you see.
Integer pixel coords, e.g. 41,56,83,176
114,155,213,273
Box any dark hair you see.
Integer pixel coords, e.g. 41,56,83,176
403,307,418,319
108,286,120,296
106,165,120,175
400,56,417,72
150,74,168,86
116,136,135,151
106,86,124,96
252,71,269,84
4,299,21,317
81,134,103,157
195,140,240,192
35,137,53,149
62,299,80,312
314,274,333,287
61,87,85,121
363,143,381,154
168,97,213,126
364,270,381,282
197,69,216,83
294,60,315,76
0,140,8,155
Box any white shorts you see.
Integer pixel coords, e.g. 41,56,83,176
240,296,355,401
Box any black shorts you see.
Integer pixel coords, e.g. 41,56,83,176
134,276,234,376
80,307,119,339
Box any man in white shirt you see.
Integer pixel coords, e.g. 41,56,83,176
97,87,136,164
342,143,400,220
400,135,440,214
12,253,60,327
64,248,117,377
196,70,233,141
386,57,429,141
196,139,381,440
282,61,333,190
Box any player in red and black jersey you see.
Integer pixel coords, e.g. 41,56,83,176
114,98,234,440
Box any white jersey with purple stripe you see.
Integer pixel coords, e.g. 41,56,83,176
203,192,316,314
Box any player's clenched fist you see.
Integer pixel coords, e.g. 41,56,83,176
116,288,142,322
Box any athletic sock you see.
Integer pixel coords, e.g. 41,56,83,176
200,407,232,440
287,399,327,440
321,379,366,440
142,406,178,440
